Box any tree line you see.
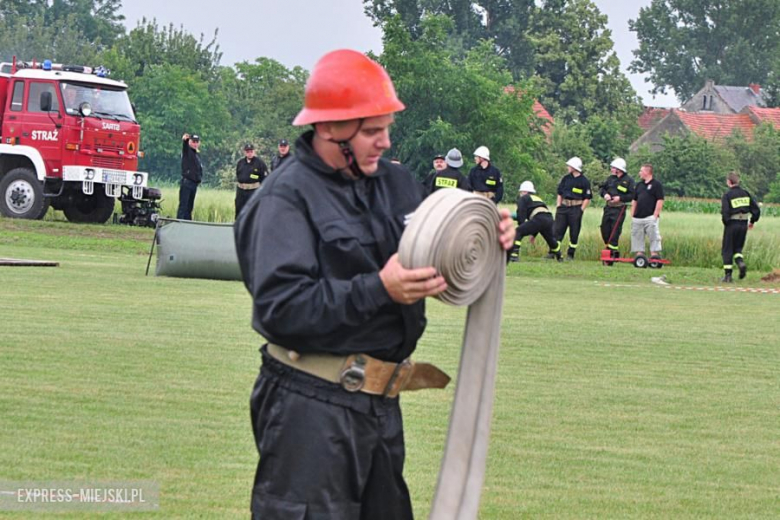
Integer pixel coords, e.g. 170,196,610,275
1,0,777,199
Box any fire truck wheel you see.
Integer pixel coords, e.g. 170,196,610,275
63,191,116,224
0,167,50,220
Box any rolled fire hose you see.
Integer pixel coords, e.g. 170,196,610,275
398,189,505,520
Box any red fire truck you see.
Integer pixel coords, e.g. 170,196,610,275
0,58,147,223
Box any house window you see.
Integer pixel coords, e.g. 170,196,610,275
702,95,707,110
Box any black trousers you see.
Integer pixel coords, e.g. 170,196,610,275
235,187,258,219
721,221,748,268
600,206,627,249
250,348,413,520
176,178,198,220
515,213,559,252
554,205,584,253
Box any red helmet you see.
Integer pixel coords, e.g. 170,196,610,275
293,49,405,126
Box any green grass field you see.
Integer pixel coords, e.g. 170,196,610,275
1,218,779,518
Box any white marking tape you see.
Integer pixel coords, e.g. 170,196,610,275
599,282,780,294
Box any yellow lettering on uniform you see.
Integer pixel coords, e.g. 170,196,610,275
250,174,259,179
572,187,583,194
435,177,458,188
731,197,749,209
530,195,543,202
617,185,628,192
486,179,497,186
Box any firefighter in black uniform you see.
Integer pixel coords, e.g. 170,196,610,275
468,145,503,203
235,143,269,219
599,157,635,258
234,49,515,519
509,181,562,262
720,172,761,282
177,133,202,220
553,156,592,260
423,148,471,195
270,138,291,172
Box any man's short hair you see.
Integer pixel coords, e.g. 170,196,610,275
641,163,653,174
727,172,740,185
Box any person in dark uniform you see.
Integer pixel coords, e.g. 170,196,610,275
235,143,269,219
234,49,515,520
553,156,592,260
177,133,202,220
720,172,761,282
468,145,503,203
423,148,471,194
509,181,562,263
599,157,635,258
270,139,291,172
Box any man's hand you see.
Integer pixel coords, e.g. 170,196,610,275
182,133,190,141
604,194,612,202
380,254,447,304
748,222,754,230
498,209,514,251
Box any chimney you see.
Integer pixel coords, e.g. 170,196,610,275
749,83,761,95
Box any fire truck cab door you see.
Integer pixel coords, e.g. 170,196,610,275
20,81,62,174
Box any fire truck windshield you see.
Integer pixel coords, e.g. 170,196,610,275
60,82,136,122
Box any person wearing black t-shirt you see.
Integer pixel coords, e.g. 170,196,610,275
631,164,664,260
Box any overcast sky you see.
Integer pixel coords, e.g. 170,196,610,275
119,0,678,108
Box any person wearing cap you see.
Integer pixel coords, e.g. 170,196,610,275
235,143,269,218
599,157,635,259
432,153,446,173
423,148,471,195
270,139,291,172
177,133,203,220
552,156,592,260
468,145,503,203
234,49,515,519
509,181,562,262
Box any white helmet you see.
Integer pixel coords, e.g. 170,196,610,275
610,157,627,173
566,156,583,172
473,146,490,161
519,181,536,193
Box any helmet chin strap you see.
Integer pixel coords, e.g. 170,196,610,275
330,120,365,179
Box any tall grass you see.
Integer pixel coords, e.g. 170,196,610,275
38,187,780,270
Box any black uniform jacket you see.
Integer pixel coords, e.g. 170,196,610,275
181,138,203,183
271,153,291,172
234,131,427,363
468,163,504,203
557,173,593,201
721,186,761,225
599,173,635,204
515,194,550,225
236,156,269,184
424,166,471,194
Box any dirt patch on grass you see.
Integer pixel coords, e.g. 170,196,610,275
761,269,780,283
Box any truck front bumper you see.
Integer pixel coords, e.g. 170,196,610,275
62,166,148,198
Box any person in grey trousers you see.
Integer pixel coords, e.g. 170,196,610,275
631,163,664,261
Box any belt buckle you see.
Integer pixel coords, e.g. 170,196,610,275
340,355,366,392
